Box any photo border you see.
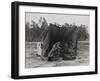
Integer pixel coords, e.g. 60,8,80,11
11,1,98,79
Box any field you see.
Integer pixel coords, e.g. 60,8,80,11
25,41,89,68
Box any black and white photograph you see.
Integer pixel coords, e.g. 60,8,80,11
11,2,97,79
25,12,90,68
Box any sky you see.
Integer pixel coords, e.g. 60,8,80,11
25,12,90,31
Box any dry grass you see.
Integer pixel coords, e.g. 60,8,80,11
25,41,89,68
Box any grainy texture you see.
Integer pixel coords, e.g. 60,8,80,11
25,41,89,68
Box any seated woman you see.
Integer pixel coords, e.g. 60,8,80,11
48,42,61,61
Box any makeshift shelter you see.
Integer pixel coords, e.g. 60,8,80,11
40,24,78,61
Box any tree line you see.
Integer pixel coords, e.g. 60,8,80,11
25,17,89,42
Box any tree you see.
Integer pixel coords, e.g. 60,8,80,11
25,22,30,41
41,17,48,29
63,23,70,27
78,25,89,40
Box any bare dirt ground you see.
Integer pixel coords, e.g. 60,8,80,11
25,41,89,68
